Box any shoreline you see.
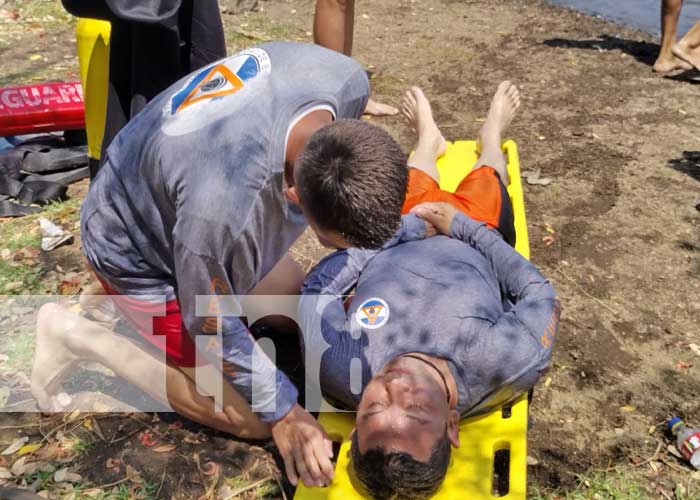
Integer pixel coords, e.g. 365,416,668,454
545,0,700,37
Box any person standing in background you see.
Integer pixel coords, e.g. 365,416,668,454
653,0,694,72
314,0,398,116
673,20,700,69
61,0,226,177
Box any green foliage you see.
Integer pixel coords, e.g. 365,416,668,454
530,469,651,500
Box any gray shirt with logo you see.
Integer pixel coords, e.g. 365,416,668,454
299,214,560,416
81,42,369,421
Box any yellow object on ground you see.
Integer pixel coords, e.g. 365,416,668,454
295,140,531,500
76,18,111,161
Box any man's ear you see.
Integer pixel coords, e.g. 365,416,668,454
447,409,460,448
284,185,301,205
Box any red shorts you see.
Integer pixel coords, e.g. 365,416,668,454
97,278,198,367
402,166,515,245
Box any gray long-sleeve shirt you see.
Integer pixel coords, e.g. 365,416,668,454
80,42,370,421
299,214,560,416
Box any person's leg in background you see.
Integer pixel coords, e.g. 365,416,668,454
314,0,354,55
653,0,692,73
313,0,398,116
673,20,700,70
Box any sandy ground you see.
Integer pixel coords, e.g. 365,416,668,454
0,0,699,497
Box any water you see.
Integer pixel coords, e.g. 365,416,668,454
548,0,700,36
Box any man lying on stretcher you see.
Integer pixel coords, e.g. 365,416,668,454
298,83,560,498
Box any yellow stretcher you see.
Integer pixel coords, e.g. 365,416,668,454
295,140,530,500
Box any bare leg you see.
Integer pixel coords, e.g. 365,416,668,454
401,86,446,183
30,303,270,439
475,81,521,185
653,0,692,72
247,253,305,333
314,0,354,55
79,279,116,323
673,21,700,70
313,0,397,116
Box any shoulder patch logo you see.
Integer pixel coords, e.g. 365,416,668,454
167,48,271,117
355,298,390,330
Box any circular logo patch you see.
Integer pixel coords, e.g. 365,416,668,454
355,298,390,330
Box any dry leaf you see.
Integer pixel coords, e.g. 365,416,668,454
2,436,28,455
522,169,553,186
29,54,42,61
64,409,80,422
0,9,20,20
4,282,23,292
59,276,82,296
620,405,636,412
689,343,700,357
667,444,683,458
83,418,93,431
139,431,158,447
676,360,692,370
17,443,42,456
153,444,177,453
10,456,36,476
125,464,143,484
183,435,201,445
0,466,11,479
105,457,122,471
543,235,556,246
544,223,556,234
54,468,82,482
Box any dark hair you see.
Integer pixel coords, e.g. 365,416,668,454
350,429,451,499
295,120,408,249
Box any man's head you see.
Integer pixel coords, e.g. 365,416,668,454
351,356,461,499
287,120,408,250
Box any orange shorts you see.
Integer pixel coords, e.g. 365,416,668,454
402,166,516,246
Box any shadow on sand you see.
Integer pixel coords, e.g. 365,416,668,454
543,35,700,84
668,151,700,182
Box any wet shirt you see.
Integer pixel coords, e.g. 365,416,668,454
299,214,560,416
80,42,369,421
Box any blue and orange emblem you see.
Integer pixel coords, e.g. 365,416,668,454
355,298,390,330
168,48,271,115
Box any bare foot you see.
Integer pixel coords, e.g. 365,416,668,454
476,81,521,184
479,81,520,151
30,303,81,411
653,54,693,72
672,42,700,71
364,98,399,117
401,86,447,159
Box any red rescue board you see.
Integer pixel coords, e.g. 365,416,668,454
0,82,85,136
